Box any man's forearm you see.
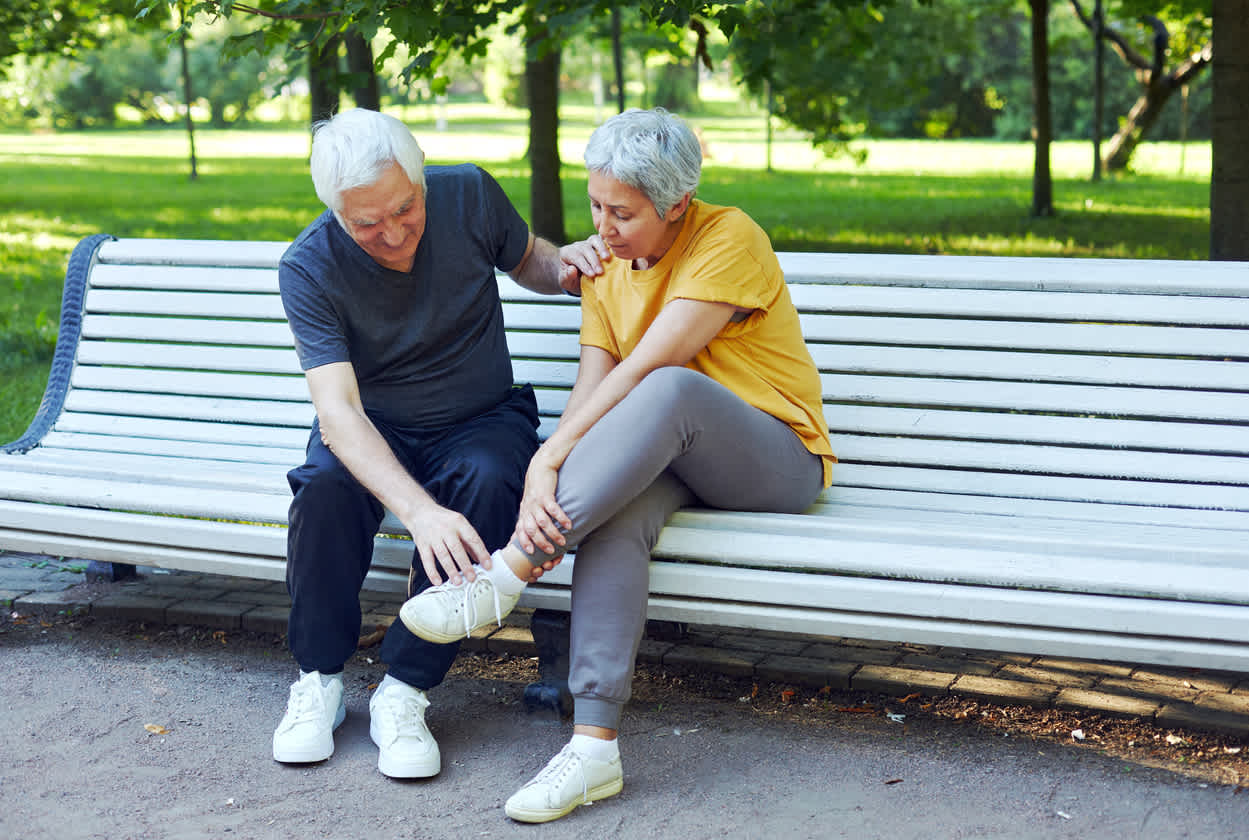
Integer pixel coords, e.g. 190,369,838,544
318,404,436,525
511,236,566,295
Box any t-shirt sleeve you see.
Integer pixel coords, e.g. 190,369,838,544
577,279,619,360
667,209,780,313
477,167,532,274
279,257,349,372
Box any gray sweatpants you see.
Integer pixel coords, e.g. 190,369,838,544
516,366,825,729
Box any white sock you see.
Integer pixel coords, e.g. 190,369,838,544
302,670,342,690
569,733,619,762
484,548,528,596
377,673,411,694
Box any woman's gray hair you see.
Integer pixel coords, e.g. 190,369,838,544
309,108,426,214
584,107,701,218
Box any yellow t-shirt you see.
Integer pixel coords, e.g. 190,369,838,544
579,199,835,486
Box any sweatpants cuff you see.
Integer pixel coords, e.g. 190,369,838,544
573,695,624,730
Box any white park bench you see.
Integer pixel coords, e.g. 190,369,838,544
2,234,1248,677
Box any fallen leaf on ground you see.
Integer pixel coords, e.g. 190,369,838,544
1166,734,1187,745
836,706,876,714
884,778,903,785
212,630,227,645
899,693,922,703
1071,729,1086,741
358,622,389,648
144,724,170,735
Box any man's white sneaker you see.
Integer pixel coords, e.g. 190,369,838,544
399,572,521,644
369,681,441,778
504,743,624,823
272,671,345,763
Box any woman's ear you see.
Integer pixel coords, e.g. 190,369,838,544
665,192,692,223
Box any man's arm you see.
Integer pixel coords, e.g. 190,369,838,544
509,233,610,297
305,361,491,586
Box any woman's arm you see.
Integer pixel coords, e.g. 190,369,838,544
541,297,739,468
512,297,740,555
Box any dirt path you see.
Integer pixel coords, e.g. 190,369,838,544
3,613,1247,839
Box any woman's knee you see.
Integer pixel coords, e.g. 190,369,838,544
632,366,707,408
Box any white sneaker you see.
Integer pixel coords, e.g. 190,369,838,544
272,671,345,763
504,743,624,823
399,571,521,644
369,681,440,778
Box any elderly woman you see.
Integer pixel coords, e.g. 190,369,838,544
401,108,835,822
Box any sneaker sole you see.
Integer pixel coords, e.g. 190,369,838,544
504,777,623,823
370,721,441,778
398,599,473,644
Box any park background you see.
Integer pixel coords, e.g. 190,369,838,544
0,0,1236,443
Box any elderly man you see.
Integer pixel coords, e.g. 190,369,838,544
272,108,604,777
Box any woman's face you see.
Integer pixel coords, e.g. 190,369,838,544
588,170,687,269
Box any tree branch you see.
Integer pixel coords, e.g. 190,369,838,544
1067,0,1151,71
230,3,338,20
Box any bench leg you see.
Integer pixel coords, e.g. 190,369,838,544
85,560,137,583
523,609,573,717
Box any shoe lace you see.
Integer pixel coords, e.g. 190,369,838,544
528,745,590,805
433,574,506,638
374,689,430,744
282,677,325,727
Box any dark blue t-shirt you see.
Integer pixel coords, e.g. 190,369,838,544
279,164,530,429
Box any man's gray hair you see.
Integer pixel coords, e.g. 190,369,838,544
309,108,426,214
583,107,701,218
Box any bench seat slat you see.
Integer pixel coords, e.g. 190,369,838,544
834,463,1249,511
821,486,1249,531
36,431,305,464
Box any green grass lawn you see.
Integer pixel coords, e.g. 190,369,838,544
0,112,1213,442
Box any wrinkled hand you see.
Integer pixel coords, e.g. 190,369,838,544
558,234,611,296
408,502,491,587
512,457,571,558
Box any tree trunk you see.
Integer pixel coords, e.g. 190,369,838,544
611,7,625,113
1029,0,1053,217
309,34,341,126
1103,84,1172,171
1210,0,1249,260
178,22,197,181
344,30,381,112
526,24,566,243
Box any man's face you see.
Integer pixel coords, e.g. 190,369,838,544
338,162,427,272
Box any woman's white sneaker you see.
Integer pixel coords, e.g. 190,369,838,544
369,681,441,778
504,743,624,823
272,671,345,763
399,571,521,644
